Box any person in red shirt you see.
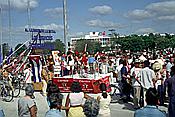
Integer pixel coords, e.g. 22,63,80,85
81,53,88,67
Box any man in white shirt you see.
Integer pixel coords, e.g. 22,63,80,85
23,64,33,86
115,59,123,82
139,60,156,89
138,60,156,106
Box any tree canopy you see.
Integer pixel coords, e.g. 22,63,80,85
75,39,102,54
112,33,175,52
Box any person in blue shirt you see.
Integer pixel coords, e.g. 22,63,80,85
88,54,96,74
134,87,166,117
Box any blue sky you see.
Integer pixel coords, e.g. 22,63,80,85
1,0,175,48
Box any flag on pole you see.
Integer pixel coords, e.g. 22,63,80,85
29,55,42,83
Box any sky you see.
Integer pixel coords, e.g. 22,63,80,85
1,0,175,48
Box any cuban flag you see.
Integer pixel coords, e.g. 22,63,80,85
29,55,42,83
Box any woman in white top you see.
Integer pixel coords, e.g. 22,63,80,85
65,81,90,117
97,83,111,117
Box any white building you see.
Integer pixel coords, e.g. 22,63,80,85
70,31,111,50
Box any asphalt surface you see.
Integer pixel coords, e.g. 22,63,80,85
0,90,168,117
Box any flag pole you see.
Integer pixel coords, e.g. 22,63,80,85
63,0,68,52
27,0,32,41
0,6,3,63
8,0,12,47
27,0,31,29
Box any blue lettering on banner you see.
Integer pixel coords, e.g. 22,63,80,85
25,28,56,33
30,43,54,49
32,36,53,40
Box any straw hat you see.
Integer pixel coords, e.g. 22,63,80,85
152,62,162,72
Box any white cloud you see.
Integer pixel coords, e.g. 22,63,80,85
135,28,155,34
89,5,112,15
0,0,38,10
146,1,175,15
157,15,175,20
68,32,85,37
25,23,64,31
126,9,154,20
86,19,124,29
44,7,63,18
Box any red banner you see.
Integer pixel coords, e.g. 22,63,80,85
52,76,111,93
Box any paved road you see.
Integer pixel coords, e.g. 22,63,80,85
0,90,168,117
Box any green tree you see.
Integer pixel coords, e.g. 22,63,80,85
14,44,27,56
2,43,10,58
53,39,65,53
75,39,102,53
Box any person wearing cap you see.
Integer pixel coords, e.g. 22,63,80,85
134,88,166,117
18,85,37,117
152,61,165,105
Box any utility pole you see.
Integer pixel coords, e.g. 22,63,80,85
27,0,31,29
27,0,32,42
8,0,12,47
0,6,3,62
63,0,68,52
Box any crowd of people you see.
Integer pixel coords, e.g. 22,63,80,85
0,48,175,117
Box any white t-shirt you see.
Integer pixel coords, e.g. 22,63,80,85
69,92,84,106
24,68,33,84
130,67,142,86
99,93,111,116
